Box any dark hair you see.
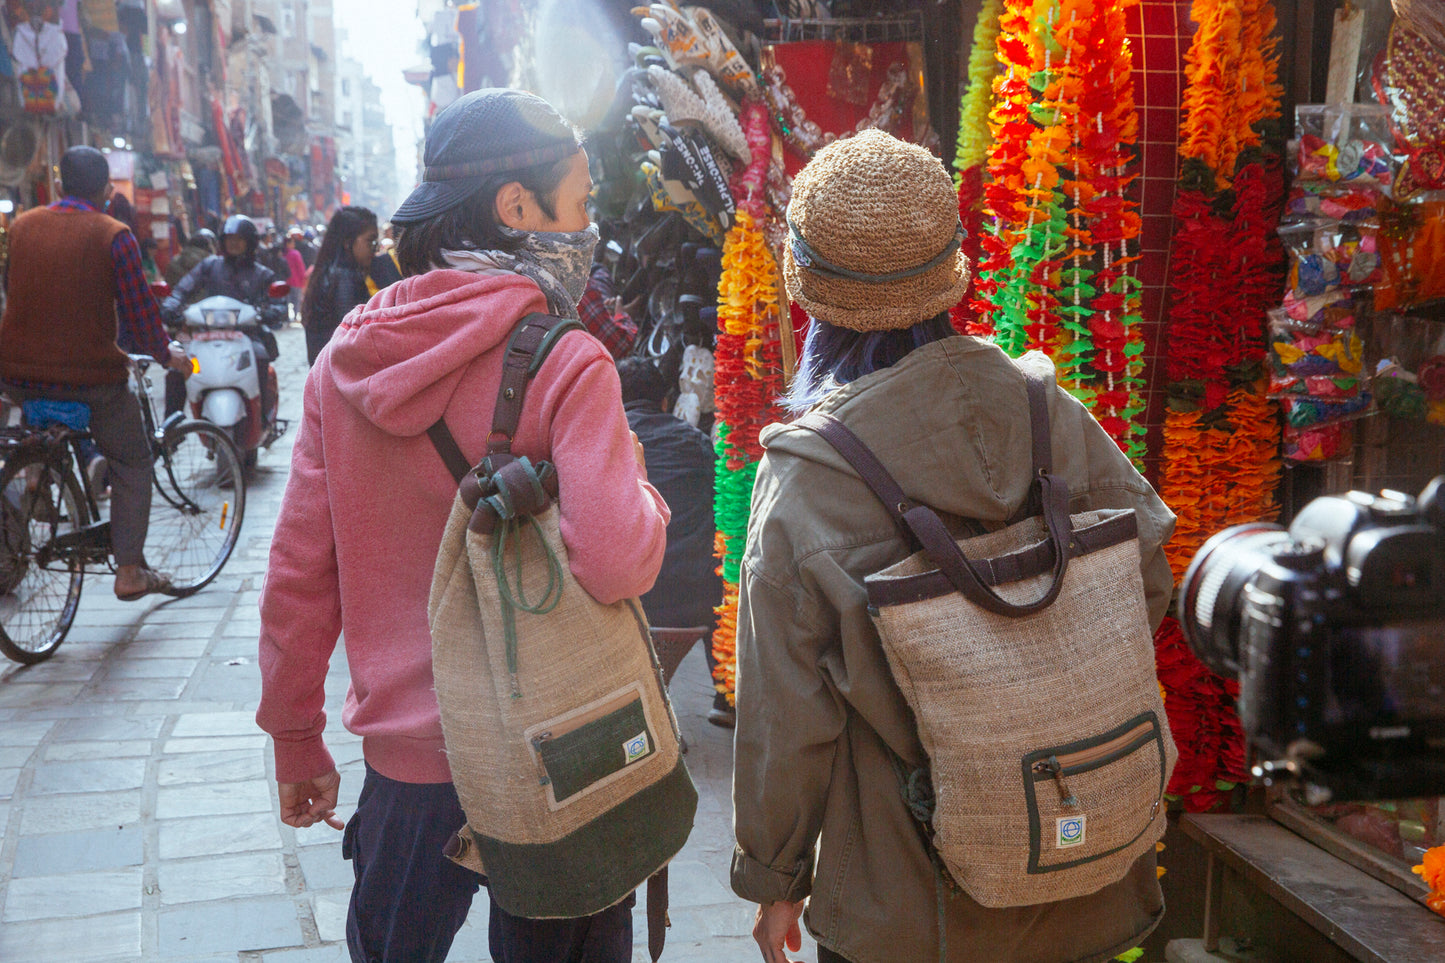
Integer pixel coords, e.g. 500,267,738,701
782,312,957,413
392,156,573,277
616,356,669,405
301,205,378,325
107,192,137,231
60,146,110,200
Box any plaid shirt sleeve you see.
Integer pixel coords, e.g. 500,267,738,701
576,269,638,361
111,229,170,362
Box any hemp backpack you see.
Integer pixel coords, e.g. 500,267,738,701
426,313,696,940
795,355,1176,909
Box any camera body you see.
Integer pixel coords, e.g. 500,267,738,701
1180,478,1445,802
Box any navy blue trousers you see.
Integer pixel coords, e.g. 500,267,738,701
342,764,633,963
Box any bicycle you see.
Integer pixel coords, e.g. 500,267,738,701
0,355,247,664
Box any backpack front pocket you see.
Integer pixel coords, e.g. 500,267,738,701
525,682,658,809
1021,711,1167,874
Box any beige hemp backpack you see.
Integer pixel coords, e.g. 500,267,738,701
795,355,1175,909
426,314,696,946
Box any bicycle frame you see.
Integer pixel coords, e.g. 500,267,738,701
2,355,208,576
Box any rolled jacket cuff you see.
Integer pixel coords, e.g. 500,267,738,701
730,844,813,904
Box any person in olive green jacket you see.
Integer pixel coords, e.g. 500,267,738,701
730,129,1177,963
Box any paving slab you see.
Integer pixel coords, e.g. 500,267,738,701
20,789,142,833
11,824,144,876
158,851,288,904
0,910,142,962
159,810,284,860
156,780,274,819
28,757,147,795
156,896,305,958
3,867,143,921
157,748,268,785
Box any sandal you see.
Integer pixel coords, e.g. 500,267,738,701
115,567,174,602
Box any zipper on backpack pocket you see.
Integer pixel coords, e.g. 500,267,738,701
1031,719,1157,808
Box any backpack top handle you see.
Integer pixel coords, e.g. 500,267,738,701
795,368,1073,618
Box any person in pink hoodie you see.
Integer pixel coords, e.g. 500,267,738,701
256,89,670,963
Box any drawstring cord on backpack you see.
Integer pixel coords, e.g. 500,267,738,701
492,513,563,697
891,753,953,963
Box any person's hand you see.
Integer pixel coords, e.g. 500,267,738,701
752,900,805,963
630,430,646,472
277,769,345,830
166,341,190,376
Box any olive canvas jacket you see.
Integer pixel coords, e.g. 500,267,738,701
730,336,1177,963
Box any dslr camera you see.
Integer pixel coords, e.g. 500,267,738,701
1179,477,1445,803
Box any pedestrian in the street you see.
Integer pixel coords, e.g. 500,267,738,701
729,130,1177,963
299,205,376,364
164,228,215,287
617,355,730,726
0,145,190,601
256,87,667,963
283,227,308,323
366,220,403,293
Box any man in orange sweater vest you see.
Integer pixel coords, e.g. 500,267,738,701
0,146,190,600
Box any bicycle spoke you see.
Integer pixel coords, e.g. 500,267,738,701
144,422,245,595
0,454,85,663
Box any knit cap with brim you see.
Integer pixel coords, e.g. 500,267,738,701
782,129,971,331
391,88,579,224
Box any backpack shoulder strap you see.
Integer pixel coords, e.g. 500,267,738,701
793,411,918,546
427,312,584,483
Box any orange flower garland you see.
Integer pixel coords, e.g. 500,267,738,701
1155,0,1286,811
711,207,785,705
1415,845,1445,917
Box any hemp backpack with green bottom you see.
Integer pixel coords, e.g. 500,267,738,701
426,313,696,950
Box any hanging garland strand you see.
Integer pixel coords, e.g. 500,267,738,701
1061,0,1148,465
1154,0,1285,813
950,0,1003,333
711,207,785,705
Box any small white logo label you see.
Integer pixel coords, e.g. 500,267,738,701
1057,815,1086,848
623,732,650,764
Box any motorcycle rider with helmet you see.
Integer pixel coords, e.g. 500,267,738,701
162,215,285,421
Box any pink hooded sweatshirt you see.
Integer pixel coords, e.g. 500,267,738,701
256,269,670,784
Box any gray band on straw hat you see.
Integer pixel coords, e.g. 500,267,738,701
782,129,972,332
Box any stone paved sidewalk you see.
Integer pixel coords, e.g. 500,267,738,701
0,326,814,962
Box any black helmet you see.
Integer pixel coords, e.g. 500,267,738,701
191,228,217,250
221,215,260,258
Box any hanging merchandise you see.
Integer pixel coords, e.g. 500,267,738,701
1152,0,1286,813
1272,104,1400,463
969,0,1148,462
949,0,1001,334
13,17,66,115
1373,16,1445,200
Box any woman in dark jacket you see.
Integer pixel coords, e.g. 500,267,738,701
301,206,378,364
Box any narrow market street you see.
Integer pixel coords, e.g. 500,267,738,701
0,324,804,963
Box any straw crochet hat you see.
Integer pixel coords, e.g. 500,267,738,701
783,129,971,331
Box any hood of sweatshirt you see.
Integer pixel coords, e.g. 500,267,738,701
324,268,547,438
759,337,1054,524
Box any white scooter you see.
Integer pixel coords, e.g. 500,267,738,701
174,283,290,470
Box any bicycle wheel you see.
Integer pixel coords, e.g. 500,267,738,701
0,450,86,664
144,420,246,596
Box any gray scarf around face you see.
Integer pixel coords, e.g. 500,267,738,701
441,223,600,319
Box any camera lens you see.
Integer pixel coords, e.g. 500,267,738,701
1179,522,1291,678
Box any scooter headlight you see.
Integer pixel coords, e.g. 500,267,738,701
201,309,238,328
